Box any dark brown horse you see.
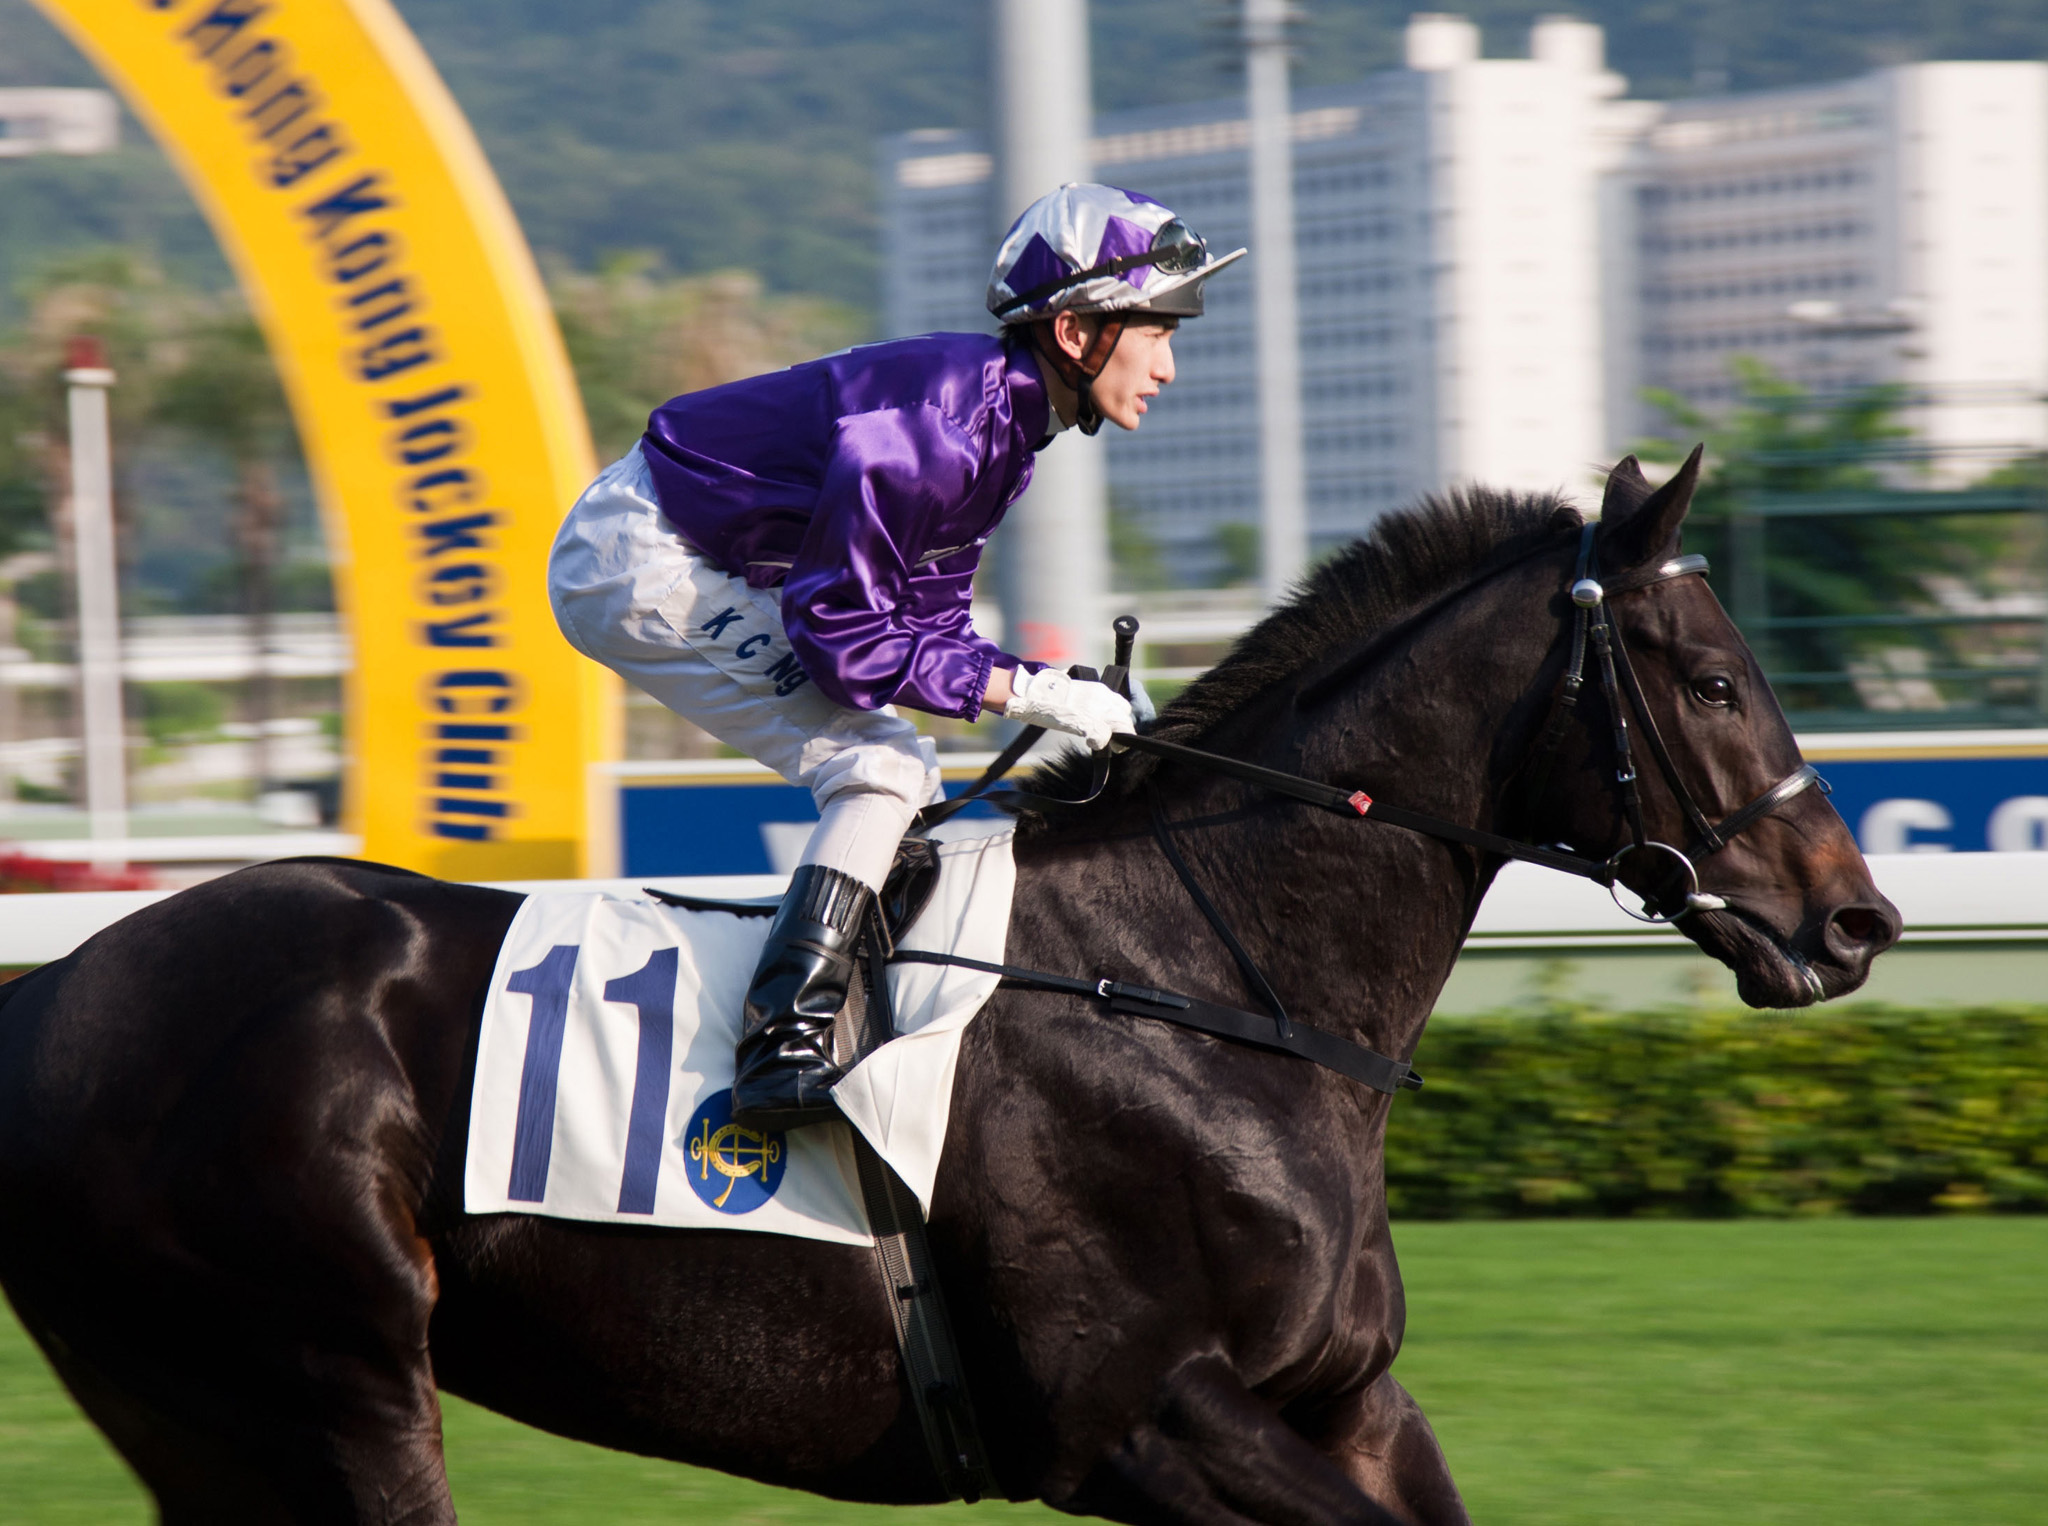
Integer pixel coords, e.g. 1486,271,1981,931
0,457,1896,1524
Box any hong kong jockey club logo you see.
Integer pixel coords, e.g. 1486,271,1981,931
684,1089,787,1214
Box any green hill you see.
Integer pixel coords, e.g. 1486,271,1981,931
4,0,2047,315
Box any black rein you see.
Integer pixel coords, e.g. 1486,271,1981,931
898,528,1827,1096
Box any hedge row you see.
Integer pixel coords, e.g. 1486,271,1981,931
1386,1006,2048,1218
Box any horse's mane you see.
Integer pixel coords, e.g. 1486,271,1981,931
1020,483,1584,819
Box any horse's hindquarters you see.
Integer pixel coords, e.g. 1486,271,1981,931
0,863,521,1521
425,1214,947,1502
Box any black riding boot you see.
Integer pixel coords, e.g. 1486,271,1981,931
731,864,872,1129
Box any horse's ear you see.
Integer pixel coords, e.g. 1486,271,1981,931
1597,445,1703,570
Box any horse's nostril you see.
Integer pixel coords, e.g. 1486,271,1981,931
1828,904,1898,952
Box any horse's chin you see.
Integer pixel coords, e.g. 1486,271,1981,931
1681,904,1827,1009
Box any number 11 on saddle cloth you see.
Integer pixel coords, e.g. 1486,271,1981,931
462,824,1017,1239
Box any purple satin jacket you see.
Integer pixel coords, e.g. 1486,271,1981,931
641,332,1050,719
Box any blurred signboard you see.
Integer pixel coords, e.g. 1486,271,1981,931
609,731,2048,878
614,758,1005,878
1802,730,2048,854
0,87,117,155
30,0,614,879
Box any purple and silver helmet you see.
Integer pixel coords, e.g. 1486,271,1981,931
987,183,1246,325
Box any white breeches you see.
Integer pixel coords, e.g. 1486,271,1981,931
549,446,940,890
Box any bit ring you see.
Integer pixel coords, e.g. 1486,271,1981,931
1605,841,1702,924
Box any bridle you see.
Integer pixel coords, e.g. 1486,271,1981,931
901,521,1833,1093
1513,521,1827,921
925,520,1828,925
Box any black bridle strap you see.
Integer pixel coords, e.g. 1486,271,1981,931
1588,613,1651,848
1149,795,1294,1038
1519,543,1708,814
915,723,1049,829
887,948,1421,1095
1120,733,1359,815
914,727,1115,829
1118,732,1617,884
1602,613,1731,854
938,601,1823,901
886,540,1819,1097
1520,533,1596,807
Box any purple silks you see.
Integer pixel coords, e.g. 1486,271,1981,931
640,332,1052,720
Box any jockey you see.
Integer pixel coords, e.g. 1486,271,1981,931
550,184,1245,1129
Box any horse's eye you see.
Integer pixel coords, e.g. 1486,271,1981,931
1692,675,1735,707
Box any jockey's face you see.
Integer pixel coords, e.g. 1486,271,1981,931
1050,312,1179,431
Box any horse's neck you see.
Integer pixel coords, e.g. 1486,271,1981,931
1009,579,1548,1067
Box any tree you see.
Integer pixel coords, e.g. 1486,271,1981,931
1108,496,1171,592
1636,358,2034,720
0,251,192,800
0,370,47,559
549,256,864,463
151,308,295,790
1212,521,1260,588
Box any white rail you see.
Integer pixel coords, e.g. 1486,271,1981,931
0,856,2039,970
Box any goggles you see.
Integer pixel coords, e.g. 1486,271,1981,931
1145,218,1208,274
994,218,1212,316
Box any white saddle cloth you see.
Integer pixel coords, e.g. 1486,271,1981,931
463,825,1016,1244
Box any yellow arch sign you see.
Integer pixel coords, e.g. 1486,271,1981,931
29,0,615,879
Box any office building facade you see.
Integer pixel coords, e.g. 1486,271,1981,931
884,15,1627,579
881,16,2048,576
1613,64,2048,471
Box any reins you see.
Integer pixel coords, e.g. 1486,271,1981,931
901,525,1829,1093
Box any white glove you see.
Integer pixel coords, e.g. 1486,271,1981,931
1003,666,1135,751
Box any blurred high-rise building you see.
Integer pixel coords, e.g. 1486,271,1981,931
885,14,1628,581
1612,64,2048,477
881,15,2048,578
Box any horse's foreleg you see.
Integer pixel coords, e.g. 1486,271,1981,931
1064,1354,1411,1526
1315,1371,1469,1526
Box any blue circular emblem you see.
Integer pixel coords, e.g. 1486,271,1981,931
684,1089,786,1214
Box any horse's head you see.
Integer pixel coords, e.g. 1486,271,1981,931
1024,450,1897,1009
1541,447,1900,1006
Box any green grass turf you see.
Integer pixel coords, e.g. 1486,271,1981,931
2,1218,2042,1522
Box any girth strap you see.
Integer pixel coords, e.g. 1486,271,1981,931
844,915,997,1503
889,948,1422,1096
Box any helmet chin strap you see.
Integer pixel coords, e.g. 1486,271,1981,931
1034,317,1127,436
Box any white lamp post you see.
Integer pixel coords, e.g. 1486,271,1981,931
991,0,1109,670
64,336,128,864
1246,0,1309,603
